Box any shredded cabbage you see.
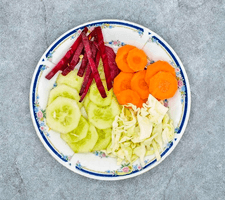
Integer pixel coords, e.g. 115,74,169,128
107,94,175,167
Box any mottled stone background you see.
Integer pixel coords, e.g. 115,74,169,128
0,0,224,199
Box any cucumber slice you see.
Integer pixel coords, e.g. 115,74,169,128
93,128,112,151
89,80,113,107
80,106,88,119
46,97,81,134
48,84,82,108
69,124,99,153
56,69,83,91
60,116,89,143
83,93,90,111
87,97,121,129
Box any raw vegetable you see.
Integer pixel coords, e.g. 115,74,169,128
149,71,178,100
79,43,98,96
48,84,82,108
77,52,88,77
133,144,146,166
146,93,168,124
152,123,163,149
89,80,113,107
106,94,175,166
67,124,99,153
115,45,135,72
145,61,176,85
81,32,106,98
87,27,98,40
137,98,147,108
116,89,141,107
92,128,112,151
126,47,147,72
162,117,175,143
113,72,134,95
87,98,121,129
45,27,88,80
80,106,88,119
113,71,149,108
56,69,83,92
152,140,161,161
95,27,113,90
105,46,120,80
97,59,106,80
79,77,93,102
46,97,81,134
131,70,149,99
62,42,84,76
77,28,98,77
79,51,101,102
46,26,121,104
60,116,89,143
83,92,90,110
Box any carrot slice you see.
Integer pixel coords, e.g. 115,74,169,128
115,45,136,72
127,48,147,72
116,89,140,106
149,71,178,100
145,61,176,85
131,70,149,99
113,72,134,95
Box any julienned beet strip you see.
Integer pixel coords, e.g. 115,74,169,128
71,42,84,68
79,51,101,102
77,28,98,77
61,27,99,76
105,45,120,80
93,41,99,50
77,52,88,77
81,32,106,98
95,27,113,90
70,27,88,51
45,27,88,80
79,43,97,95
45,50,72,80
61,42,84,76
79,76,93,102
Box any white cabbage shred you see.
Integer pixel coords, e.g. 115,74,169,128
106,94,175,166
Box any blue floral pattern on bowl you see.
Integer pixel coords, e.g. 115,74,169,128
34,96,49,136
106,40,126,47
93,151,108,158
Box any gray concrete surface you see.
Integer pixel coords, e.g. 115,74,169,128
0,0,225,199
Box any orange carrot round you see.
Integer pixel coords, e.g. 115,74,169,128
113,72,134,95
149,71,178,100
145,61,176,85
131,70,149,99
116,89,140,106
115,45,136,72
127,48,147,72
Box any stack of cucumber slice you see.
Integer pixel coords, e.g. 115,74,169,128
46,69,121,153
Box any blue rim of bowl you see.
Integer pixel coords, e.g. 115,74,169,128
30,19,191,180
